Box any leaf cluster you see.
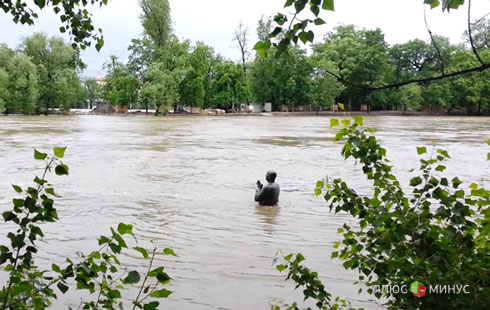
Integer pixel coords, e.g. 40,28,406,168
0,0,108,51
255,0,464,56
1,148,176,310
276,117,489,309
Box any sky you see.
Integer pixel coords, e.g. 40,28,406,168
1,0,489,78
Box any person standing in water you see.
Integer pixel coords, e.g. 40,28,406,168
255,170,280,206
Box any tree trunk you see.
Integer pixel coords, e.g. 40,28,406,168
155,104,160,116
146,101,149,114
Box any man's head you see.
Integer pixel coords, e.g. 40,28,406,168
265,170,277,183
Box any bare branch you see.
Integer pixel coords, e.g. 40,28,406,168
232,21,249,72
467,0,486,65
471,11,490,26
424,5,445,75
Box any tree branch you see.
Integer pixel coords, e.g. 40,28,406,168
424,5,445,75
467,0,486,65
471,12,490,26
324,63,490,91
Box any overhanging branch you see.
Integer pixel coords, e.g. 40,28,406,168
324,63,490,92
468,0,486,65
424,5,446,75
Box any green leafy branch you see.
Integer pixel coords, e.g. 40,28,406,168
0,0,109,51
273,252,360,310
254,0,490,91
1,148,176,310
276,117,489,310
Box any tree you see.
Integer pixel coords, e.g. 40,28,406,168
464,17,490,54
0,68,7,113
207,60,249,109
0,45,10,113
275,47,312,107
51,69,85,112
0,45,39,115
448,49,490,114
141,62,181,115
398,83,423,111
0,0,107,50
3,54,39,115
233,21,250,73
309,70,344,112
128,38,155,81
84,79,101,110
250,50,276,106
179,43,213,110
257,15,273,42
389,39,436,82
127,0,177,113
255,0,489,91
251,46,312,109
103,57,139,108
139,0,172,48
313,26,390,110
21,33,85,113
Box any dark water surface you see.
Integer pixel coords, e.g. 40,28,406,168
0,115,489,309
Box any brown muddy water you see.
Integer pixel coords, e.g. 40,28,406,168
0,115,489,309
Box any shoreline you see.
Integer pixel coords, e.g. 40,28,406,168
1,110,490,117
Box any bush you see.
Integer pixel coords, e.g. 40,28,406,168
275,117,490,310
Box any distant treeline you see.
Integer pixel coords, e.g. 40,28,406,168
0,33,86,115
1,10,489,115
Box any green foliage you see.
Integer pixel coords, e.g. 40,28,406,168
103,56,139,107
273,252,359,310
179,43,213,108
250,46,313,108
0,45,40,115
21,33,86,113
207,60,249,108
142,60,181,115
0,66,7,113
124,5,488,115
255,0,465,56
0,34,87,115
84,79,102,110
0,149,175,310
277,117,490,309
140,0,172,48
313,26,390,110
0,0,107,51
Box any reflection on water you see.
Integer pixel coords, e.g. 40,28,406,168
255,206,280,234
0,115,489,309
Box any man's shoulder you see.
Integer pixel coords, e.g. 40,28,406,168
266,183,280,189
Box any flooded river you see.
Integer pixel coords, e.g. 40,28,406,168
0,115,489,309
